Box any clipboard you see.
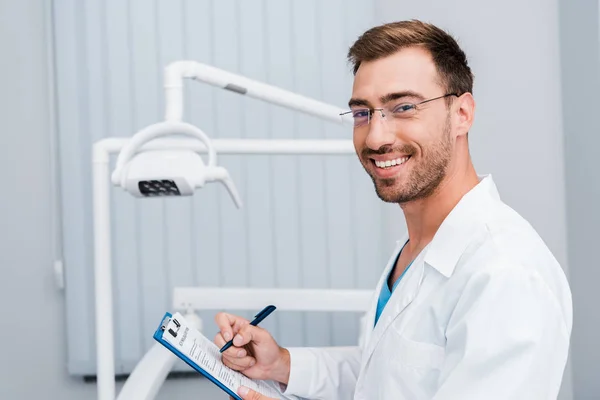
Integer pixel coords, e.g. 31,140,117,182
153,311,280,400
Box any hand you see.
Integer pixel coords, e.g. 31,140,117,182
214,312,290,384
230,386,280,400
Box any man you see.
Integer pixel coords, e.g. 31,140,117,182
214,20,573,399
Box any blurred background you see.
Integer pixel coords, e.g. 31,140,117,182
0,0,596,399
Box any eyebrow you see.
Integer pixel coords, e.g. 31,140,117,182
348,90,426,108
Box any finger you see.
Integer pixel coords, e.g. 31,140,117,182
222,354,256,371
214,312,237,341
233,324,272,348
215,312,249,342
213,332,229,350
225,346,248,359
214,332,250,359
238,386,277,400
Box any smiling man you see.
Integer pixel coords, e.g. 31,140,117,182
215,20,573,400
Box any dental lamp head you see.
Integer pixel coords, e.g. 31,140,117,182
111,121,243,208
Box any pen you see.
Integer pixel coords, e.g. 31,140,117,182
219,304,277,353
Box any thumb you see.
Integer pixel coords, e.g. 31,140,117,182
234,324,273,347
237,386,276,400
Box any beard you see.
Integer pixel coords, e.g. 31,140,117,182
362,117,453,204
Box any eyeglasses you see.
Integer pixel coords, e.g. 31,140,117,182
340,93,458,128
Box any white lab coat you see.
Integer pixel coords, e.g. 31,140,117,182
279,175,572,400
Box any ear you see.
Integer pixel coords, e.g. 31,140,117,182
453,92,475,137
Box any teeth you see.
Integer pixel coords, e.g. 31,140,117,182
375,156,409,169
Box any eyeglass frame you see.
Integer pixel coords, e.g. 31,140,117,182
339,93,459,127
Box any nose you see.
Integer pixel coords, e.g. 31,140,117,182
364,111,395,150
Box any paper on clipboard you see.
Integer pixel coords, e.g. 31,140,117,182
156,312,281,399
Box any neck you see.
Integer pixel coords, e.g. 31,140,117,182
400,155,479,252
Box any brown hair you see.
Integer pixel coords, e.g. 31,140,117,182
347,20,474,98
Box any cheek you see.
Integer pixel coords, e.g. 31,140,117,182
353,131,366,153
402,120,445,149
392,126,425,155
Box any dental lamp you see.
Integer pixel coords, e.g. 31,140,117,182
110,120,242,207
92,60,354,400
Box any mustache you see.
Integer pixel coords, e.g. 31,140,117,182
362,144,416,158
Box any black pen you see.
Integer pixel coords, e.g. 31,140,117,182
219,305,277,353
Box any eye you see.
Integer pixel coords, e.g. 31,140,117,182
352,109,370,118
393,103,415,113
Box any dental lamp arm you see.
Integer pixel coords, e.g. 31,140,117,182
164,61,351,124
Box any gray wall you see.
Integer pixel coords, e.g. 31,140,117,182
559,0,600,398
0,0,592,399
376,1,574,399
0,0,217,398
0,1,75,397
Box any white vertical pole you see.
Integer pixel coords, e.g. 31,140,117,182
92,144,116,400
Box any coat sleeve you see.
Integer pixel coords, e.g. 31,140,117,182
431,265,572,400
278,346,362,400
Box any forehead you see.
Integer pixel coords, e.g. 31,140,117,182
351,46,442,103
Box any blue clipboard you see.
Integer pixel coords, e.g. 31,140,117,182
153,312,243,400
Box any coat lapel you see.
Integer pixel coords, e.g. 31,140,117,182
361,239,405,346
359,236,425,373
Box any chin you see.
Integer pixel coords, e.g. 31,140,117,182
372,174,441,204
372,179,406,203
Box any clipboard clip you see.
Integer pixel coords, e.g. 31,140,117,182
160,315,181,338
